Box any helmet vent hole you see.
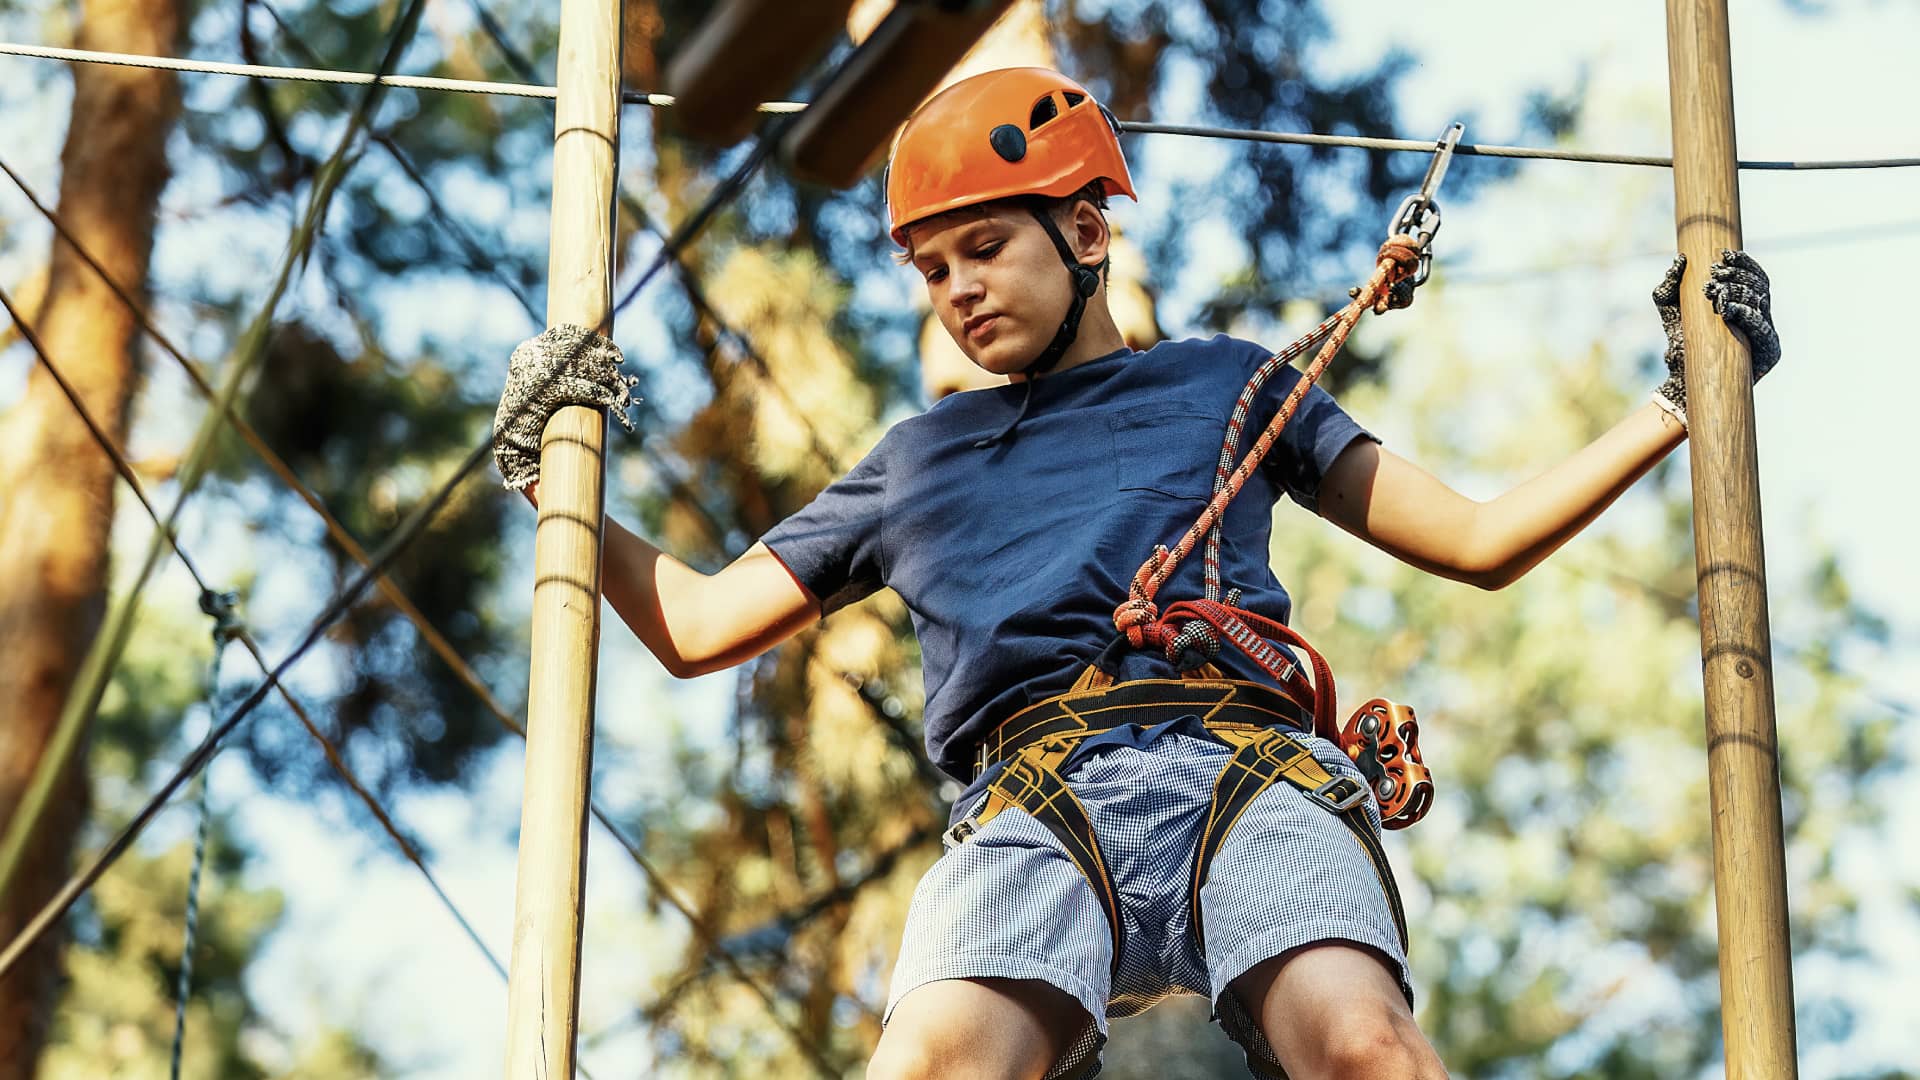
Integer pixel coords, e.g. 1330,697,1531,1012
1028,95,1060,130
1062,91,1086,109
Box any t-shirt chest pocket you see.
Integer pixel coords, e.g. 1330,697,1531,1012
1108,404,1227,502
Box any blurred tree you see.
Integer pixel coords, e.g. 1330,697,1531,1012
0,0,185,1070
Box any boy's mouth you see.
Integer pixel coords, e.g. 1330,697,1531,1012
963,313,1001,342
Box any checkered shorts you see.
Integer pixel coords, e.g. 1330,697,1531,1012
884,726,1411,1078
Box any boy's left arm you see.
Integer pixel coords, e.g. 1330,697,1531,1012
1316,250,1779,590
1318,404,1682,590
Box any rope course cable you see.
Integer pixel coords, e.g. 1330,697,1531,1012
0,155,844,1080
0,41,804,111
0,0,433,910
168,593,239,1080
0,284,513,983
1,118,846,1080
1113,120,1920,171
3,40,1917,171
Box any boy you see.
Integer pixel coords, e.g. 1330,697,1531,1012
494,68,1777,1080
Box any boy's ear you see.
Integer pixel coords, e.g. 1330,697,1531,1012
1070,199,1112,267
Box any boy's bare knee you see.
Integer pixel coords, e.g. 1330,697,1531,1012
1317,1011,1443,1080
871,978,1087,1080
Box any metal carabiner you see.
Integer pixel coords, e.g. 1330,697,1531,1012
1387,121,1464,289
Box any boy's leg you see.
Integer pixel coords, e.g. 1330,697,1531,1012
881,797,1113,1079
869,976,1094,1080
1198,735,1430,1079
1228,943,1444,1080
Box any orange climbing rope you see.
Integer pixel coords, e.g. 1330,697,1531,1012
1110,232,1423,704
1109,125,1463,827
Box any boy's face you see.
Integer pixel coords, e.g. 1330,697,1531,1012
906,206,1079,377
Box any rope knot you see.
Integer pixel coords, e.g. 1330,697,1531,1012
1377,234,1423,277
1113,597,1160,647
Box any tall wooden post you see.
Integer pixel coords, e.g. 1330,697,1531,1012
504,0,620,1074
1663,3,1798,1075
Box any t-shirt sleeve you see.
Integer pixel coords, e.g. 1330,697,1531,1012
1255,355,1380,514
759,433,889,616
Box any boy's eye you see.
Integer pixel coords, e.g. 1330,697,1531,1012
925,266,947,283
975,241,1005,260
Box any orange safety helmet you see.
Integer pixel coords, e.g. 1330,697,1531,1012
887,67,1136,246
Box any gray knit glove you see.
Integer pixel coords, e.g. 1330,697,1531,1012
493,325,638,491
1652,250,1781,425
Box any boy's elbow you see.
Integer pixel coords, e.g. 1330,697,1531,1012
1469,568,1517,591
1445,546,1518,591
1462,557,1528,591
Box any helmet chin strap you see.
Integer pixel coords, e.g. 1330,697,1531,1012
973,202,1106,449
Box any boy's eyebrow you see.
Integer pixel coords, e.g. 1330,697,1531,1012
909,219,1005,267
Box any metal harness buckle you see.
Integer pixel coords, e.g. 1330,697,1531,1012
942,815,980,852
1306,775,1368,814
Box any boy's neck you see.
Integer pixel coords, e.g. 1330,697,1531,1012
1013,302,1129,381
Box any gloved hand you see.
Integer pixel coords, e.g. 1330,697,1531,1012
1652,250,1781,426
493,324,638,491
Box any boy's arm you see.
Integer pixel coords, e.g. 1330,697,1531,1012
496,329,820,677
524,486,819,677
1315,250,1778,591
602,523,821,678
1316,403,1685,591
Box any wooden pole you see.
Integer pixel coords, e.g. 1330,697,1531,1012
503,0,620,1074
1663,3,1798,1075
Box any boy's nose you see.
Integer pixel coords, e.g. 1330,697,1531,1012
948,271,985,307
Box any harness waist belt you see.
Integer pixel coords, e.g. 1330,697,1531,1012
972,676,1313,781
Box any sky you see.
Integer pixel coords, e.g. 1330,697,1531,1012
4,0,1918,1076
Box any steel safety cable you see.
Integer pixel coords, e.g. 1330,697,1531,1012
4,40,1917,170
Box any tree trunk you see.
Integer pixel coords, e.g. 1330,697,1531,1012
0,0,184,1072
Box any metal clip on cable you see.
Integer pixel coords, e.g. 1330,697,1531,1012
1386,121,1464,291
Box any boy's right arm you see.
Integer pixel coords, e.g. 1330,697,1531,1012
525,487,820,678
496,329,819,677
604,521,820,678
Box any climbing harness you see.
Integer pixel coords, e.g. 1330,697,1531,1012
170,589,243,1080
952,668,1407,979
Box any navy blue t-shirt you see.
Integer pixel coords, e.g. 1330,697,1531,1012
760,335,1377,784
